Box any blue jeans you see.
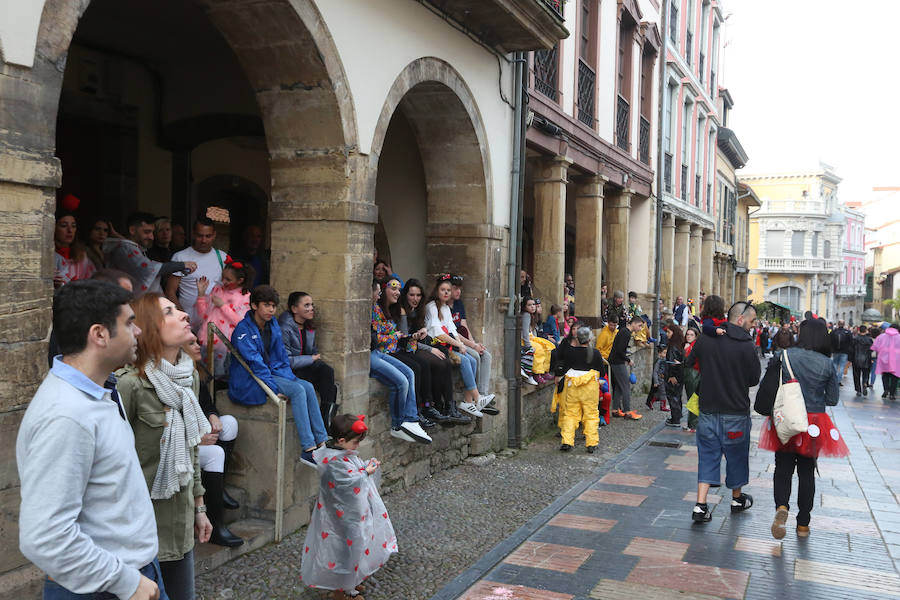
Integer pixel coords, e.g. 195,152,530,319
43,558,168,599
832,352,848,379
370,351,419,427
454,350,478,391
273,375,328,450
696,412,751,489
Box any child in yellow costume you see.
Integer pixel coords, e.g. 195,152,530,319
530,335,556,375
551,326,607,453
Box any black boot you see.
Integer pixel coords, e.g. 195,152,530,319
201,471,244,547
320,401,338,433
216,439,240,510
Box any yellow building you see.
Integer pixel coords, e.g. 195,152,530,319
742,164,845,321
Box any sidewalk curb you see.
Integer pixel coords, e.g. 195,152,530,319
428,421,668,600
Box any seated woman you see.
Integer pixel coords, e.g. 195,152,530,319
400,279,472,425
541,303,563,344
53,197,95,288
521,297,555,384
278,291,339,431
424,274,496,418
377,276,440,429
369,280,432,444
183,338,243,548
195,258,255,376
450,275,493,397
84,216,110,270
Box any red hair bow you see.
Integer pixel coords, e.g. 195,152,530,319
351,415,368,434
224,255,244,269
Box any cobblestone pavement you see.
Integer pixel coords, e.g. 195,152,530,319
195,401,667,599
434,365,900,600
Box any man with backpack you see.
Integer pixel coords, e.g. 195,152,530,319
830,320,853,382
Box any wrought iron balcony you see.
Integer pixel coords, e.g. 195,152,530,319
639,116,650,165
685,31,693,65
669,3,678,43
664,152,673,193
707,183,711,213
533,45,559,101
431,0,569,52
577,59,595,127
699,53,705,82
695,174,701,205
681,164,688,200
616,94,630,151
710,71,716,97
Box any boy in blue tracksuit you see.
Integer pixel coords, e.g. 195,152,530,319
229,285,328,465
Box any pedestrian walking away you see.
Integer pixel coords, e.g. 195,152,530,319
17,280,166,600
685,300,761,523
754,317,848,539
608,316,645,420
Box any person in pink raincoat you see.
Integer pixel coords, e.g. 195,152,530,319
872,324,900,400
301,415,396,600
195,258,255,376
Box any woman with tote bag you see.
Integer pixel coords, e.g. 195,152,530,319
755,318,848,540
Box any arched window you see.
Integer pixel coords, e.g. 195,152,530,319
768,285,803,312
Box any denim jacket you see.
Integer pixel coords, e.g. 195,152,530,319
756,348,838,414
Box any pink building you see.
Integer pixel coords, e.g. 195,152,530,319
836,204,866,324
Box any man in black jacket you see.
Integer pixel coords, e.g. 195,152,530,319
609,316,645,420
830,320,852,382
852,325,874,397
685,301,761,523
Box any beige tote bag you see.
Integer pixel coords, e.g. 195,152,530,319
772,350,809,444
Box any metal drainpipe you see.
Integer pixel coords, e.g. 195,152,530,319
652,1,669,337
505,51,527,448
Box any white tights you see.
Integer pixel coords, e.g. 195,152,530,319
197,415,238,473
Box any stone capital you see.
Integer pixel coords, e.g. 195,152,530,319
675,220,692,234
702,229,715,241
689,224,704,237
533,155,573,184
663,213,677,228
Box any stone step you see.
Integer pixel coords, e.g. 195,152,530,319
193,517,278,576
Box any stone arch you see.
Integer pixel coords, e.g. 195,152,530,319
368,57,504,398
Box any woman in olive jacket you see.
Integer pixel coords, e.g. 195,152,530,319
118,293,212,600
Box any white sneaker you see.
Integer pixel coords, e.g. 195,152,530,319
476,394,496,410
399,421,432,444
390,428,416,443
524,376,538,386
458,402,484,418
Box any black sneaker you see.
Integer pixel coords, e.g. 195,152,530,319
422,406,448,423
692,503,711,523
560,444,573,452
300,450,317,468
730,493,753,512
586,445,596,454
665,419,681,428
418,413,436,429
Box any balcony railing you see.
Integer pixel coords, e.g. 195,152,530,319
758,257,843,272
836,284,865,296
710,70,716,97
541,0,564,18
695,174,701,205
638,116,650,165
699,53,705,82
533,45,559,101
664,152,673,193
681,164,688,200
685,31,693,65
577,59,595,127
616,94,630,151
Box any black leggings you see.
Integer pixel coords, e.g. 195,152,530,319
852,364,870,393
293,360,337,406
390,351,428,409
666,382,683,423
883,373,899,397
773,451,815,526
410,347,454,412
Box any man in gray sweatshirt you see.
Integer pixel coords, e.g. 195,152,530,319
17,280,164,600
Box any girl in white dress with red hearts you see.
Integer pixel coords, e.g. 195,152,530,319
195,258,254,375
301,414,397,600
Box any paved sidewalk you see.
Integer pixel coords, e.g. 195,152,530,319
433,377,900,600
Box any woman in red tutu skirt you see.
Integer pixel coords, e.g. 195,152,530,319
755,317,848,539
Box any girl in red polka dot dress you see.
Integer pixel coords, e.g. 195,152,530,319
755,318,849,539
301,414,397,599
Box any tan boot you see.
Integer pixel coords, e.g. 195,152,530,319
771,506,788,539
797,525,810,537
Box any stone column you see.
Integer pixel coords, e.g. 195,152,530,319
688,225,703,303
700,229,715,299
532,156,572,304
673,220,691,301
574,176,607,326
660,213,676,306
606,187,634,297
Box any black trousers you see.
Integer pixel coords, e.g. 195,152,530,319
773,451,815,526
666,382,683,423
883,373,899,397
390,351,428,409
852,364,870,393
293,360,337,406
410,347,454,412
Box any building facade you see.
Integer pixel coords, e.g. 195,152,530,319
0,0,568,593
855,187,900,320
659,0,727,308
521,0,661,324
835,204,866,325
743,165,846,320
